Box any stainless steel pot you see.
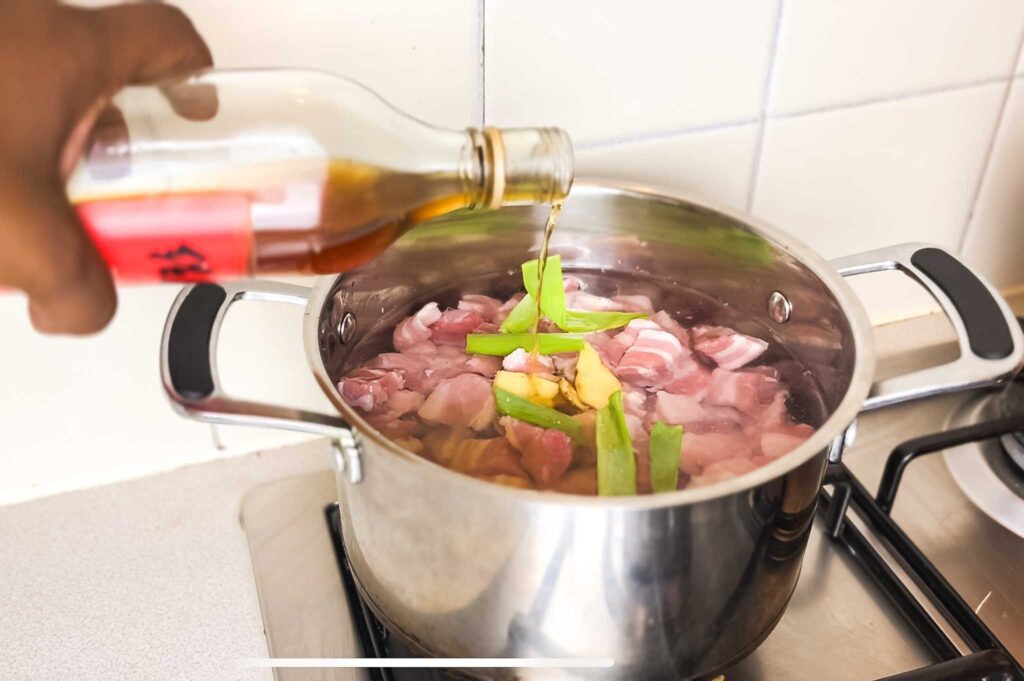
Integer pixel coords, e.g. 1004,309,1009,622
160,182,1023,679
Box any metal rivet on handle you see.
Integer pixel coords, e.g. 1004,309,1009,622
331,443,346,474
337,312,357,344
768,291,792,323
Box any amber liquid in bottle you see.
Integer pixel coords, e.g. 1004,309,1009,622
252,160,474,275
69,69,574,283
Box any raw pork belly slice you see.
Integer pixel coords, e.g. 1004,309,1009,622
431,309,485,346
679,432,753,475
694,326,768,370
501,416,573,484
705,368,778,416
364,414,419,440
457,294,503,323
502,348,555,374
394,302,442,352
760,424,815,459
662,355,713,399
551,352,579,381
338,368,404,412
611,294,654,314
494,293,525,325
384,390,425,419
690,458,761,487
616,323,691,390
651,310,691,347
451,438,530,479
418,373,495,431
565,292,622,311
653,391,744,433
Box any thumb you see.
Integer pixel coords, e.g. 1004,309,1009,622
0,167,116,334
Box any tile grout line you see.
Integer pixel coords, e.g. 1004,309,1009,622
577,73,1024,158
575,117,759,151
956,21,1024,255
744,0,787,212
773,73,1010,122
476,0,486,127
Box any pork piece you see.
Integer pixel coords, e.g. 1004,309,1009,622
494,293,524,325
690,458,761,487
651,310,691,348
500,416,573,484
622,386,650,420
616,323,691,390
457,294,503,323
662,354,713,399
481,474,534,489
502,348,555,374
394,302,442,352
679,431,753,475
563,275,584,293
423,429,530,479
364,414,420,440
565,291,621,311
421,426,471,465
465,354,503,378
418,373,495,431
338,368,404,412
572,410,598,459
542,466,597,494
760,424,814,459
693,326,769,370
551,352,579,381
450,438,531,479
611,294,654,314
385,390,425,418
653,391,744,434
600,318,661,365
431,309,486,346
705,368,779,416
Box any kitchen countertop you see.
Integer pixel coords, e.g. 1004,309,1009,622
0,438,333,681
0,302,1017,681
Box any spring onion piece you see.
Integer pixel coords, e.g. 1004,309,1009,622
562,309,647,333
522,255,567,327
494,387,584,444
596,391,637,496
499,294,536,333
649,421,683,493
466,333,584,356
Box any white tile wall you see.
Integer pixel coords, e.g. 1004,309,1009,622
753,85,1004,258
484,0,780,144
7,1,1024,503
576,124,758,211
769,0,1024,115
963,79,1024,293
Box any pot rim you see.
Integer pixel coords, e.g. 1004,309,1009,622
303,179,877,508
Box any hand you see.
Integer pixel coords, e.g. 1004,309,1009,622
0,1,212,334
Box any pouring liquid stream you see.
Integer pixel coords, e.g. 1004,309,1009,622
530,201,563,357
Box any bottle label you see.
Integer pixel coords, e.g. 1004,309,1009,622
77,193,253,283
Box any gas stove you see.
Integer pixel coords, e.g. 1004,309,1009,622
239,331,1024,681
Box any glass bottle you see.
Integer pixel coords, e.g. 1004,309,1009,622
67,69,573,283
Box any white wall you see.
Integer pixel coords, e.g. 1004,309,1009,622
3,0,1023,504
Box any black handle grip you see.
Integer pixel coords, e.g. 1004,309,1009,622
909,247,1013,360
167,283,227,400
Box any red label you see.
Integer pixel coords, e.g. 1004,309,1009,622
77,193,253,283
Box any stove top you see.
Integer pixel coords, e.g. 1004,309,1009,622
239,342,1024,681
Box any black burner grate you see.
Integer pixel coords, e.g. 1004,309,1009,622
325,418,1024,681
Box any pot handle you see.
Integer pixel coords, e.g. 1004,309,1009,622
159,281,364,482
831,243,1023,411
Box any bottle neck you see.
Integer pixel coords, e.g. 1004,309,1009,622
464,127,574,209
